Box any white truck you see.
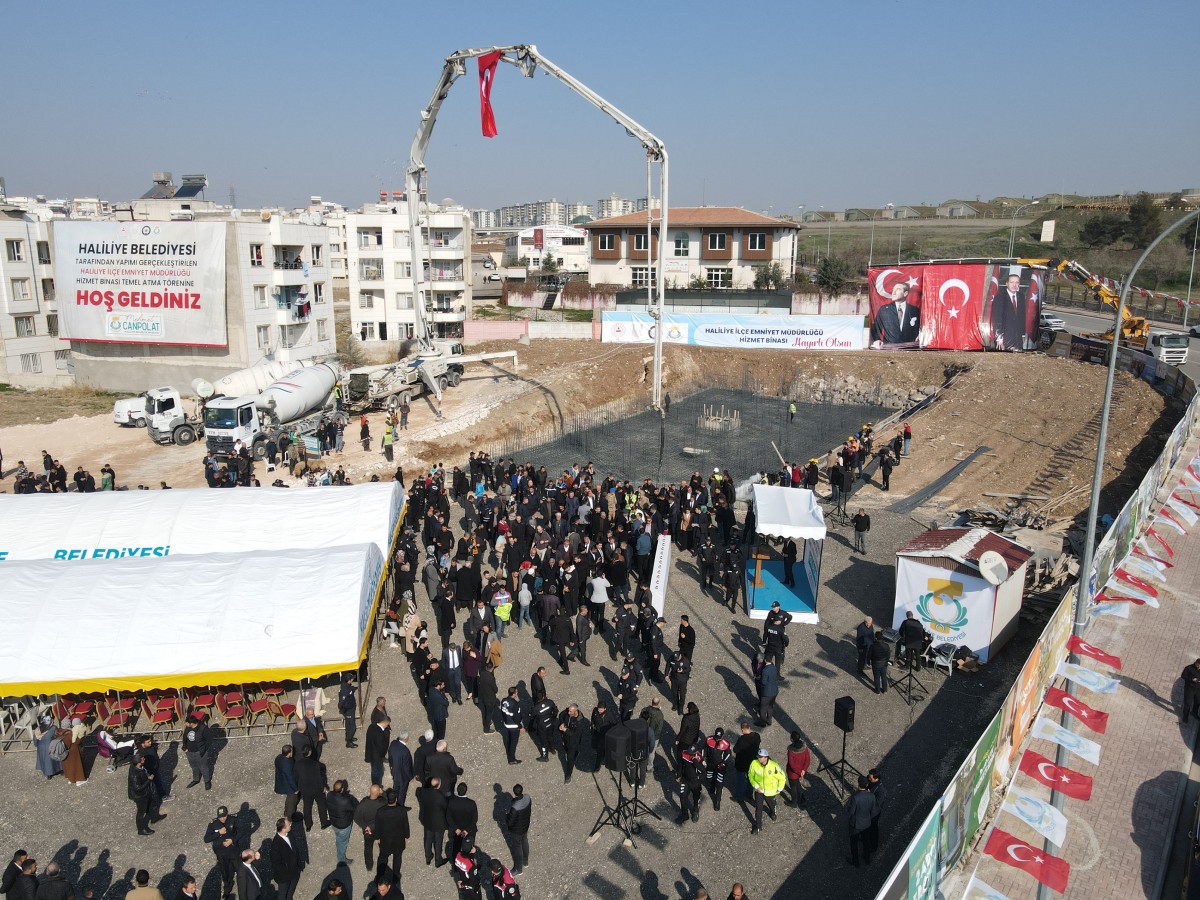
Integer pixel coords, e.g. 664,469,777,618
145,386,205,446
113,392,151,427
202,362,342,460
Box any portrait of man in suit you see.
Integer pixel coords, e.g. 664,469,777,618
989,267,1037,350
871,282,922,345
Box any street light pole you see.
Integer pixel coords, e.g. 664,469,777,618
897,215,904,264
1007,201,1039,257
1184,213,1199,329
1033,207,1200,900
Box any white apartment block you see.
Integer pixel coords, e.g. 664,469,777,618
345,200,472,349
0,211,68,387
584,207,798,290
566,203,594,222
471,209,498,230
496,199,567,228
596,194,660,219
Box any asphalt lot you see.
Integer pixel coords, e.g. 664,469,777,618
0,462,1040,900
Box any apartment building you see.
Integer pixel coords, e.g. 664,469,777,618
0,209,67,387
345,199,472,349
583,207,798,289
503,225,590,273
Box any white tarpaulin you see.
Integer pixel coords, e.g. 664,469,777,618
602,311,864,351
0,482,404,563
894,562,996,660
53,221,228,346
752,484,827,540
0,543,384,695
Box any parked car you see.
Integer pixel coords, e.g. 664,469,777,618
1039,312,1067,332
486,273,502,282
1189,323,1200,338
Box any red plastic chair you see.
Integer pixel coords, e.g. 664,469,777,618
216,692,247,731
96,698,130,730
147,697,180,734
267,697,297,725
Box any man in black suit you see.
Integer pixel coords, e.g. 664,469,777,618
235,850,263,900
415,777,449,867
897,611,927,670
1,850,27,897
373,790,410,880
387,729,414,804
990,271,1030,351
446,782,478,860
365,717,391,788
871,282,921,344
269,818,300,900
294,746,329,831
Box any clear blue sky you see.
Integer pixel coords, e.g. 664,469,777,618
4,0,1196,213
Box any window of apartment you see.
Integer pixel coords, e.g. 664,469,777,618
673,233,690,257
249,243,263,267
433,230,457,248
310,244,323,266
313,282,325,304
631,267,658,289
253,285,268,309
747,232,767,251
54,349,70,369
5,240,24,262
393,232,411,250
360,259,383,281
358,229,383,248
46,313,58,336
20,352,41,374
256,324,271,351
36,241,51,265
395,293,414,310
707,233,727,251
358,292,376,309
330,242,342,253
395,261,413,279
41,278,54,301
279,323,308,349
14,315,35,337
10,278,31,301
317,319,329,342
359,321,376,341
633,233,650,252
598,234,615,251
705,267,733,288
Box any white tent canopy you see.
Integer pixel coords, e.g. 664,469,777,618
752,484,827,540
0,544,384,696
0,482,404,563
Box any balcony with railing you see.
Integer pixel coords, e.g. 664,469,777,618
358,228,384,249
274,285,312,321
428,264,464,283
359,259,384,281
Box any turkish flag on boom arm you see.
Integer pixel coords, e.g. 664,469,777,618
478,50,502,138
984,828,1070,893
1017,749,1093,800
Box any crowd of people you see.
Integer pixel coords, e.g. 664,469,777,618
3,408,918,897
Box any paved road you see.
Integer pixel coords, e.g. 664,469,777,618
1044,305,1200,385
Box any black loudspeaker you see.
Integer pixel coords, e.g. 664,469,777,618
834,695,855,733
624,717,649,757
604,724,632,772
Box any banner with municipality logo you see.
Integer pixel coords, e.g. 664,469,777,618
601,311,864,350
53,221,227,347
893,563,995,660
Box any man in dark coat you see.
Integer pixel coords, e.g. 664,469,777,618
855,616,875,675
235,850,264,900
294,747,329,831
426,741,463,793
415,778,449,867
274,745,300,821
204,805,241,899
269,817,301,900
365,717,391,788
373,790,410,880
477,664,499,734
387,730,414,804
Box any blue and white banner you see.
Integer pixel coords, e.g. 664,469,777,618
601,311,864,350
1032,716,1101,765
1001,784,1068,846
1056,662,1121,694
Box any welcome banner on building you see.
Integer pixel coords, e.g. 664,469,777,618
54,221,228,346
601,311,864,350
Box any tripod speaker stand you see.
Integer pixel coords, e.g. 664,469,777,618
816,695,863,797
890,659,929,708
588,752,660,843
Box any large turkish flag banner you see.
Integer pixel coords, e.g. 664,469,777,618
867,265,924,348
984,828,1071,893
919,264,988,350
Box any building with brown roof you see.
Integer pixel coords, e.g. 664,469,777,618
582,206,799,289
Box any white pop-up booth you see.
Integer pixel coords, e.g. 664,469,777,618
745,484,826,623
892,528,1033,663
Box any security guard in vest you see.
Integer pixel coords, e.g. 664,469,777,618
748,747,787,834
704,727,732,811
676,742,706,824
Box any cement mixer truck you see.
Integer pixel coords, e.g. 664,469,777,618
201,361,342,460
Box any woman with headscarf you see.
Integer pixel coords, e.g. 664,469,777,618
35,716,62,779
62,717,88,785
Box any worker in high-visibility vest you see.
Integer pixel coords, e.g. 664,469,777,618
747,747,787,834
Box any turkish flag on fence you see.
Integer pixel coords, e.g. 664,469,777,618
1018,749,1093,800
1066,635,1122,671
1044,686,1109,734
984,828,1071,894
478,50,502,138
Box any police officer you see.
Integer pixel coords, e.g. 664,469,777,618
697,536,719,589
722,545,744,611
557,705,584,783
453,838,482,899
500,687,523,765
676,742,706,825
611,603,632,661
338,674,358,750
762,601,792,670
647,617,666,684
530,695,558,762
204,806,240,899
703,728,732,811
615,669,639,722
748,748,786,835
668,650,692,714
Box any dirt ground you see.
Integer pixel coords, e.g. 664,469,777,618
0,344,1170,529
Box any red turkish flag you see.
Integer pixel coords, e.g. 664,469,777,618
1066,635,1123,671
984,828,1071,893
1018,749,1093,800
478,50,502,138
919,264,988,350
1044,686,1109,734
